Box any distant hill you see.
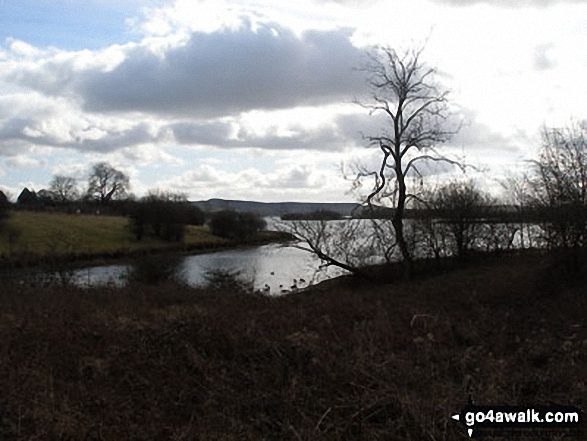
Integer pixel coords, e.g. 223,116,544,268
191,198,361,217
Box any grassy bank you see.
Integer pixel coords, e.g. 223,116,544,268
0,253,584,439
0,211,290,267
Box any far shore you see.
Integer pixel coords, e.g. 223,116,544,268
0,229,295,271
0,210,295,270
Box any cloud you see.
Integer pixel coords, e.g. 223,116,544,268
268,166,321,189
430,0,586,6
168,119,348,151
5,156,46,169
6,21,365,118
0,115,160,153
7,39,46,58
449,119,527,153
159,161,344,201
81,23,364,117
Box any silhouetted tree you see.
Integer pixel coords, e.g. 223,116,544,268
355,46,460,278
528,122,587,273
87,162,129,202
129,191,205,242
50,175,79,202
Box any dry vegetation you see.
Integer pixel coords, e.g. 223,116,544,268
0,252,584,440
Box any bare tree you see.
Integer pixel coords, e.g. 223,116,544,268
87,162,130,202
357,46,459,277
49,175,79,202
529,122,587,254
281,218,383,275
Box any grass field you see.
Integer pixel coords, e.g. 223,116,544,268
0,211,232,264
0,252,584,439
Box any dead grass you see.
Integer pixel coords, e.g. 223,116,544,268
0,252,584,440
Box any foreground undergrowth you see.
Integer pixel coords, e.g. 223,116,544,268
0,253,584,440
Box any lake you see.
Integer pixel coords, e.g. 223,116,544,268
24,242,348,294
2,218,544,293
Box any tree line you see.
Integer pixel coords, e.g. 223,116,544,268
0,162,266,244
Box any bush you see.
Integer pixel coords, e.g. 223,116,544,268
421,181,496,259
527,123,587,277
128,193,205,242
530,124,587,251
209,210,266,240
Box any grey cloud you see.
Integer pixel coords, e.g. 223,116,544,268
0,117,158,153
168,120,347,151
167,110,399,152
450,120,523,153
75,23,365,117
171,121,234,145
268,167,317,189
0,118,31,140
69,123,158,151
10,58,79,97
170,111,438,152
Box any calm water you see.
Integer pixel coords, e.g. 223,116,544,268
57,242,347,294
3,219,543,293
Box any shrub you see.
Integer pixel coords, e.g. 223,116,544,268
527,123,587,276
128,193,205,242
421,181,496,259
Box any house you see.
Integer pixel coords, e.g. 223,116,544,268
17,187,37,205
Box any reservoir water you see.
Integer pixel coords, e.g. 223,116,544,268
3,219,542,293
45,242,348,294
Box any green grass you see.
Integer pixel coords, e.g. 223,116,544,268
0,211,229,263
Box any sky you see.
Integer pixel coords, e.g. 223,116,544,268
1,0,587,203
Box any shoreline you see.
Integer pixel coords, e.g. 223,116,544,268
0,230,296,271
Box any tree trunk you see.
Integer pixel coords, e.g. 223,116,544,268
394,156,412,279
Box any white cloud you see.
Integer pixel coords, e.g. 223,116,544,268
7,39,45,58
3,18,365,118
1,0,587,202
156,160,353,202
5,156,46,169
430,0,587,6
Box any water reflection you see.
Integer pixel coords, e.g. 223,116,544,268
128,255,183,285
178,243,346,294
1,220,546,293
43,242,347,294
